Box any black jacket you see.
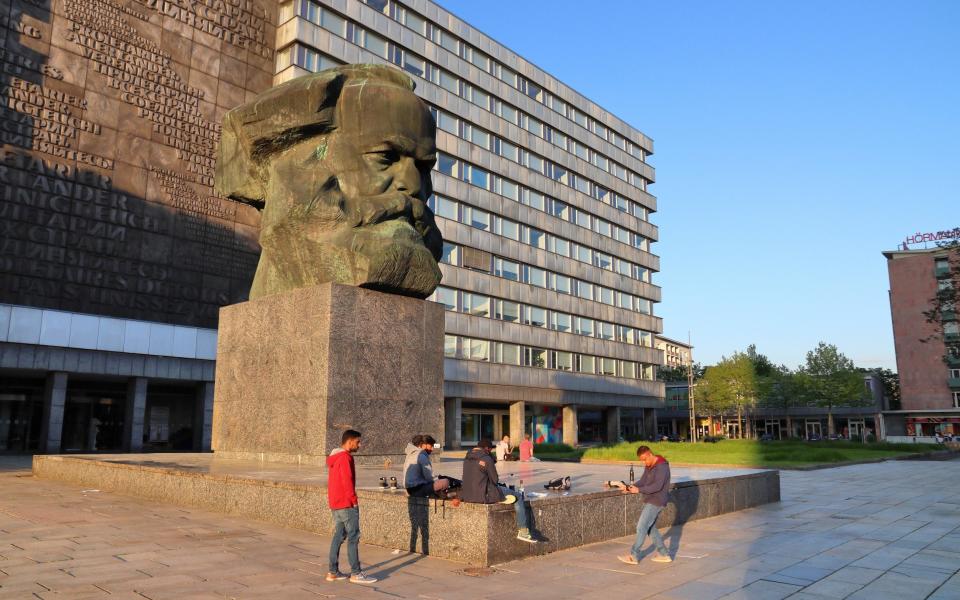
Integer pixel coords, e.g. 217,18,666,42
460,448,504,504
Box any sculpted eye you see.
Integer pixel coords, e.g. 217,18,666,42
369,149,399,166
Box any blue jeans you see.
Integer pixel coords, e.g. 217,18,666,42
329,507,361,574
631,503,667,559
497,485,529,530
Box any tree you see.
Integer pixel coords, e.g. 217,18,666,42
657,362,705,382
922,240,960,366
798,342,869,435
877,368,901,410
698,353,758,438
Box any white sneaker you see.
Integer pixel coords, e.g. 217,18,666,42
652,554,673,563
349,572,378,584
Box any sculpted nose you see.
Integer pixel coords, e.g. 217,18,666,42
392,157,422,197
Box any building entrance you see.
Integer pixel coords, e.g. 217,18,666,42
61,382,127,452
460,410,507,446
805,420,823,440
764,420,782,440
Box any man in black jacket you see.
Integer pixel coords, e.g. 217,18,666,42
616,445,672,564
460,439,537,543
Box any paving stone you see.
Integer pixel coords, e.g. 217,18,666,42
801,578,863,598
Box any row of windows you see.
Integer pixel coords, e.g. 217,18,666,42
430,106,650,222
440,242,655,316
434,153,654,258
445,334,657,380
430,285,655,347
356,0,651,166
428,194,651,282
280,2,651,199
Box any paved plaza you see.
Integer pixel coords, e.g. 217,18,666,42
1,456,958,600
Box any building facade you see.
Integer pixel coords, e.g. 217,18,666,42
273,0,665,447
0,0,278,454
655,335,692,371
1,0,665,454
883,247,960,438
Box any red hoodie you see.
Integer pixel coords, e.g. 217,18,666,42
326,448,358,510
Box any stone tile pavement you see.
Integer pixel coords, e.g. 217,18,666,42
1,456,958,599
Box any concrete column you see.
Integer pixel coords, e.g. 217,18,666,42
643,408,658,439
194,382,215,451
444,397,462,449
509,400,525,445
562,405,578,447
604,406,621,443
123,377,148,452
40,372,68,453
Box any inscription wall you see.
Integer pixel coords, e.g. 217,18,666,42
0,0,276,327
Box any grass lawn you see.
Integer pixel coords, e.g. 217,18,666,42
533,439,944,468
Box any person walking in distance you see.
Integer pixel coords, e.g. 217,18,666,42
616,445,673,564
326,429,377,584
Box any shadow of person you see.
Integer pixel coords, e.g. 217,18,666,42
407,495,429,555
662,482,700,559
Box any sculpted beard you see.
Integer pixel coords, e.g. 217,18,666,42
258,172,442,297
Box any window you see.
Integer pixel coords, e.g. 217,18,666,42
527,228,546,249
440,242,459,265
576,244,592,264
525,190,545,211
575,317,594,337
434,286,456,311
550,200,570,220
576,280,593,300
636,298,652,315
444,335,457,357
622,361,637,379
495,258,520,281
468,338,490,361
598,287,614,305
525,266,547,288
598,322,614,340
524,347,546,368
466,206,490,230
599,358,616,376
363,31,387,57
437,154,458,177
495,300,520,322
552,237,569,256
950,368,960,379
462,293,490,318
439,71,458,94
468,165,489,188
551,312,572,333
552,351,573,371
554,274,571,294
594,219,612,238
320,8,346,35
500,179,519,201
594,252,613,270
498,139,518,162
434,195,458,220
617,260,632,277
617,291,632,309
523,306,547,328
436,111,457,134
470,127,490,149
497,218,519,241
403,53,425,78
497,343,520,365
954,391,960,408
577,355,595,373
574,209,590,228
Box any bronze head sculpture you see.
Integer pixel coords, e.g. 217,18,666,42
215,64,443,299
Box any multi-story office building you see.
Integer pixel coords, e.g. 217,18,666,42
273,0,665,447
883,246,960,438
655,335,693,371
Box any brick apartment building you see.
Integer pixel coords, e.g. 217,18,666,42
882,246,960,438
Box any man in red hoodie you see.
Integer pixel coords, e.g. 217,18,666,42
615,446,673,564
326,429,377,585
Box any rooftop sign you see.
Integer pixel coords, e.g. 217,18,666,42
901,227,960,250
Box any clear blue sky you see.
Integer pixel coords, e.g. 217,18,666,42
438,0,959,371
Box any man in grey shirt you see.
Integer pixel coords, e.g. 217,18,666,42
615,445,672,564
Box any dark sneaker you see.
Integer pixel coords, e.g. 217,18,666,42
325,571,348,581
349,572,378,585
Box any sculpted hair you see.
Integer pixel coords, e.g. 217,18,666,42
215,64,418,209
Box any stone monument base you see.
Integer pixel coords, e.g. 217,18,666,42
33,454,781,566
212,283,444,465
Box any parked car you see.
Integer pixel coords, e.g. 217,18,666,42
806,433,823,442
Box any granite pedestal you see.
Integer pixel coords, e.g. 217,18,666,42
212,283,444,465
33,454,781,566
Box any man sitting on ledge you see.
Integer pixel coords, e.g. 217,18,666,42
403,434,454,499
461,439,538,543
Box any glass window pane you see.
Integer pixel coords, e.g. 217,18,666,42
444,335,457,357
599,287,614,305
526,266,547,288
437,111,457,134
435,286,456,310
576,317,594,337
527,190,545,211
575,209,590,228
495,258,520,281
437,154,457,177
498,343,520,365
578,355,595,373
363,31,387,57
500,179,519,200
525,348,546,368
577,245,591,263
471,128,490,148
553,237,569,256
469,166,489,188
468,206,490,230
499,219,519,240
600,358,616,376
524,306,546,328
528,228,546,249
496,300,520,322
599,322,614,340
439,71,458,94
554,274,571,294
499,140,518,161
554,351,573,371
320,8,345,34
551,200,569,220
576,280,593,300
463,293,490,318
469,339,490,361
440,242,458,265
435,196,458,220
551,312,571,333
404,10,426,34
